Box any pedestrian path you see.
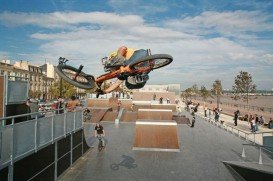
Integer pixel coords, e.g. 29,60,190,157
177,101,273,145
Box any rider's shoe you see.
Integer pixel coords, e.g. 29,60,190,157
96,89,104,98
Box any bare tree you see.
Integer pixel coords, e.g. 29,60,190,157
211,80,223,109
232,71,256,111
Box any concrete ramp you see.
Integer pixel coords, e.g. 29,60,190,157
138,109,173,120
133,119,180,152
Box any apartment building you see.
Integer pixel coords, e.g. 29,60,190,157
0,60,54,100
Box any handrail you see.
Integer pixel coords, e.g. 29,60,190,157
0,107,84,122
0,109,84,170
242,143,273,149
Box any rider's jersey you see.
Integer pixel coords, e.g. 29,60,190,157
108,48,136,60
95,125,104,134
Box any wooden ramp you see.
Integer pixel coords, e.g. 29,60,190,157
138,109,173,120
133,119,180,152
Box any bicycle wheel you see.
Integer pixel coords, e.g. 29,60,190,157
129,54,173,71
56,64,96,90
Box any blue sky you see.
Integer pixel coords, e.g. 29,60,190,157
0,0,273,90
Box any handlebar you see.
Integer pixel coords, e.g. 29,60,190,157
58,57,69,64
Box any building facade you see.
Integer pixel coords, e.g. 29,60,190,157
0,60,54,100
138,84,181,95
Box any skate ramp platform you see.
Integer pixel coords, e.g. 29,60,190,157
137,109,173,120
133,119,180,152
120,110,138,122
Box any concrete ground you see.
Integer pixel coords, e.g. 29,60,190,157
58,110,273,181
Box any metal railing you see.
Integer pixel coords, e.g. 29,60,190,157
195,112,273,145
241,144,273,165
0,109,83,170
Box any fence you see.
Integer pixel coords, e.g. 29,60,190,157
0,109,83,180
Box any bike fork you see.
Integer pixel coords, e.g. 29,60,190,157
73,65,84,80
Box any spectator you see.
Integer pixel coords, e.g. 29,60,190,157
204,106,208,117
131,103,135,112
117,100,122,112
251,117,256,133
166,98,170,104
259,116,265,125
234,110,240,126
190,116,196,128
66,96,80,112
56,96,64,114
153,93,156,101
268,118,273,129
26,99,41,119
214,108,220,122
159,97,163,104
255,114,259,131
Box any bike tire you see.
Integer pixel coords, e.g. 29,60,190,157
129,54,173,70
125,80,146,89
56,64,96,90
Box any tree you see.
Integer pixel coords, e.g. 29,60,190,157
181,87,194,101
211,80,223,109
232,71,256,111
49,80,77,99
191,84,199,100
199,85,211,106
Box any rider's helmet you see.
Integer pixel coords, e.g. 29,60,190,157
118,46,127,57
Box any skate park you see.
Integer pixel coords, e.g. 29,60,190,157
1,86,273,180
61,91,273,181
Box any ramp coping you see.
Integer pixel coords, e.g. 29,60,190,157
132,147,180,152
136,121,177,125
138,109,172,112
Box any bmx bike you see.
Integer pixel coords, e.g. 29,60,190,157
83,108,91,122
97,135,105,152
55,49,173,97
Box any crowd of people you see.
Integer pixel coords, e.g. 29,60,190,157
26,95,82,117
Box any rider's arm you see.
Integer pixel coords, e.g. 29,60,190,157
102,130,105,137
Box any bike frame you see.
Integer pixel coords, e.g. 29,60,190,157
96,63,152,83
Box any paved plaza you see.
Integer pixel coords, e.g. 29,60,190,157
58,109,273,181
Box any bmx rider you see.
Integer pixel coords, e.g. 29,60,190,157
94,123,106,148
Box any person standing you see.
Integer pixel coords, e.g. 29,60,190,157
234,110,240,126
204,106,208,117
191,116,196,128
214,108,220,122
117,100,122,112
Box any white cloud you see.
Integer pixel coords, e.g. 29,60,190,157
1,10,273,89
166,10,273,37
0,11,144,29
0,51,11,60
